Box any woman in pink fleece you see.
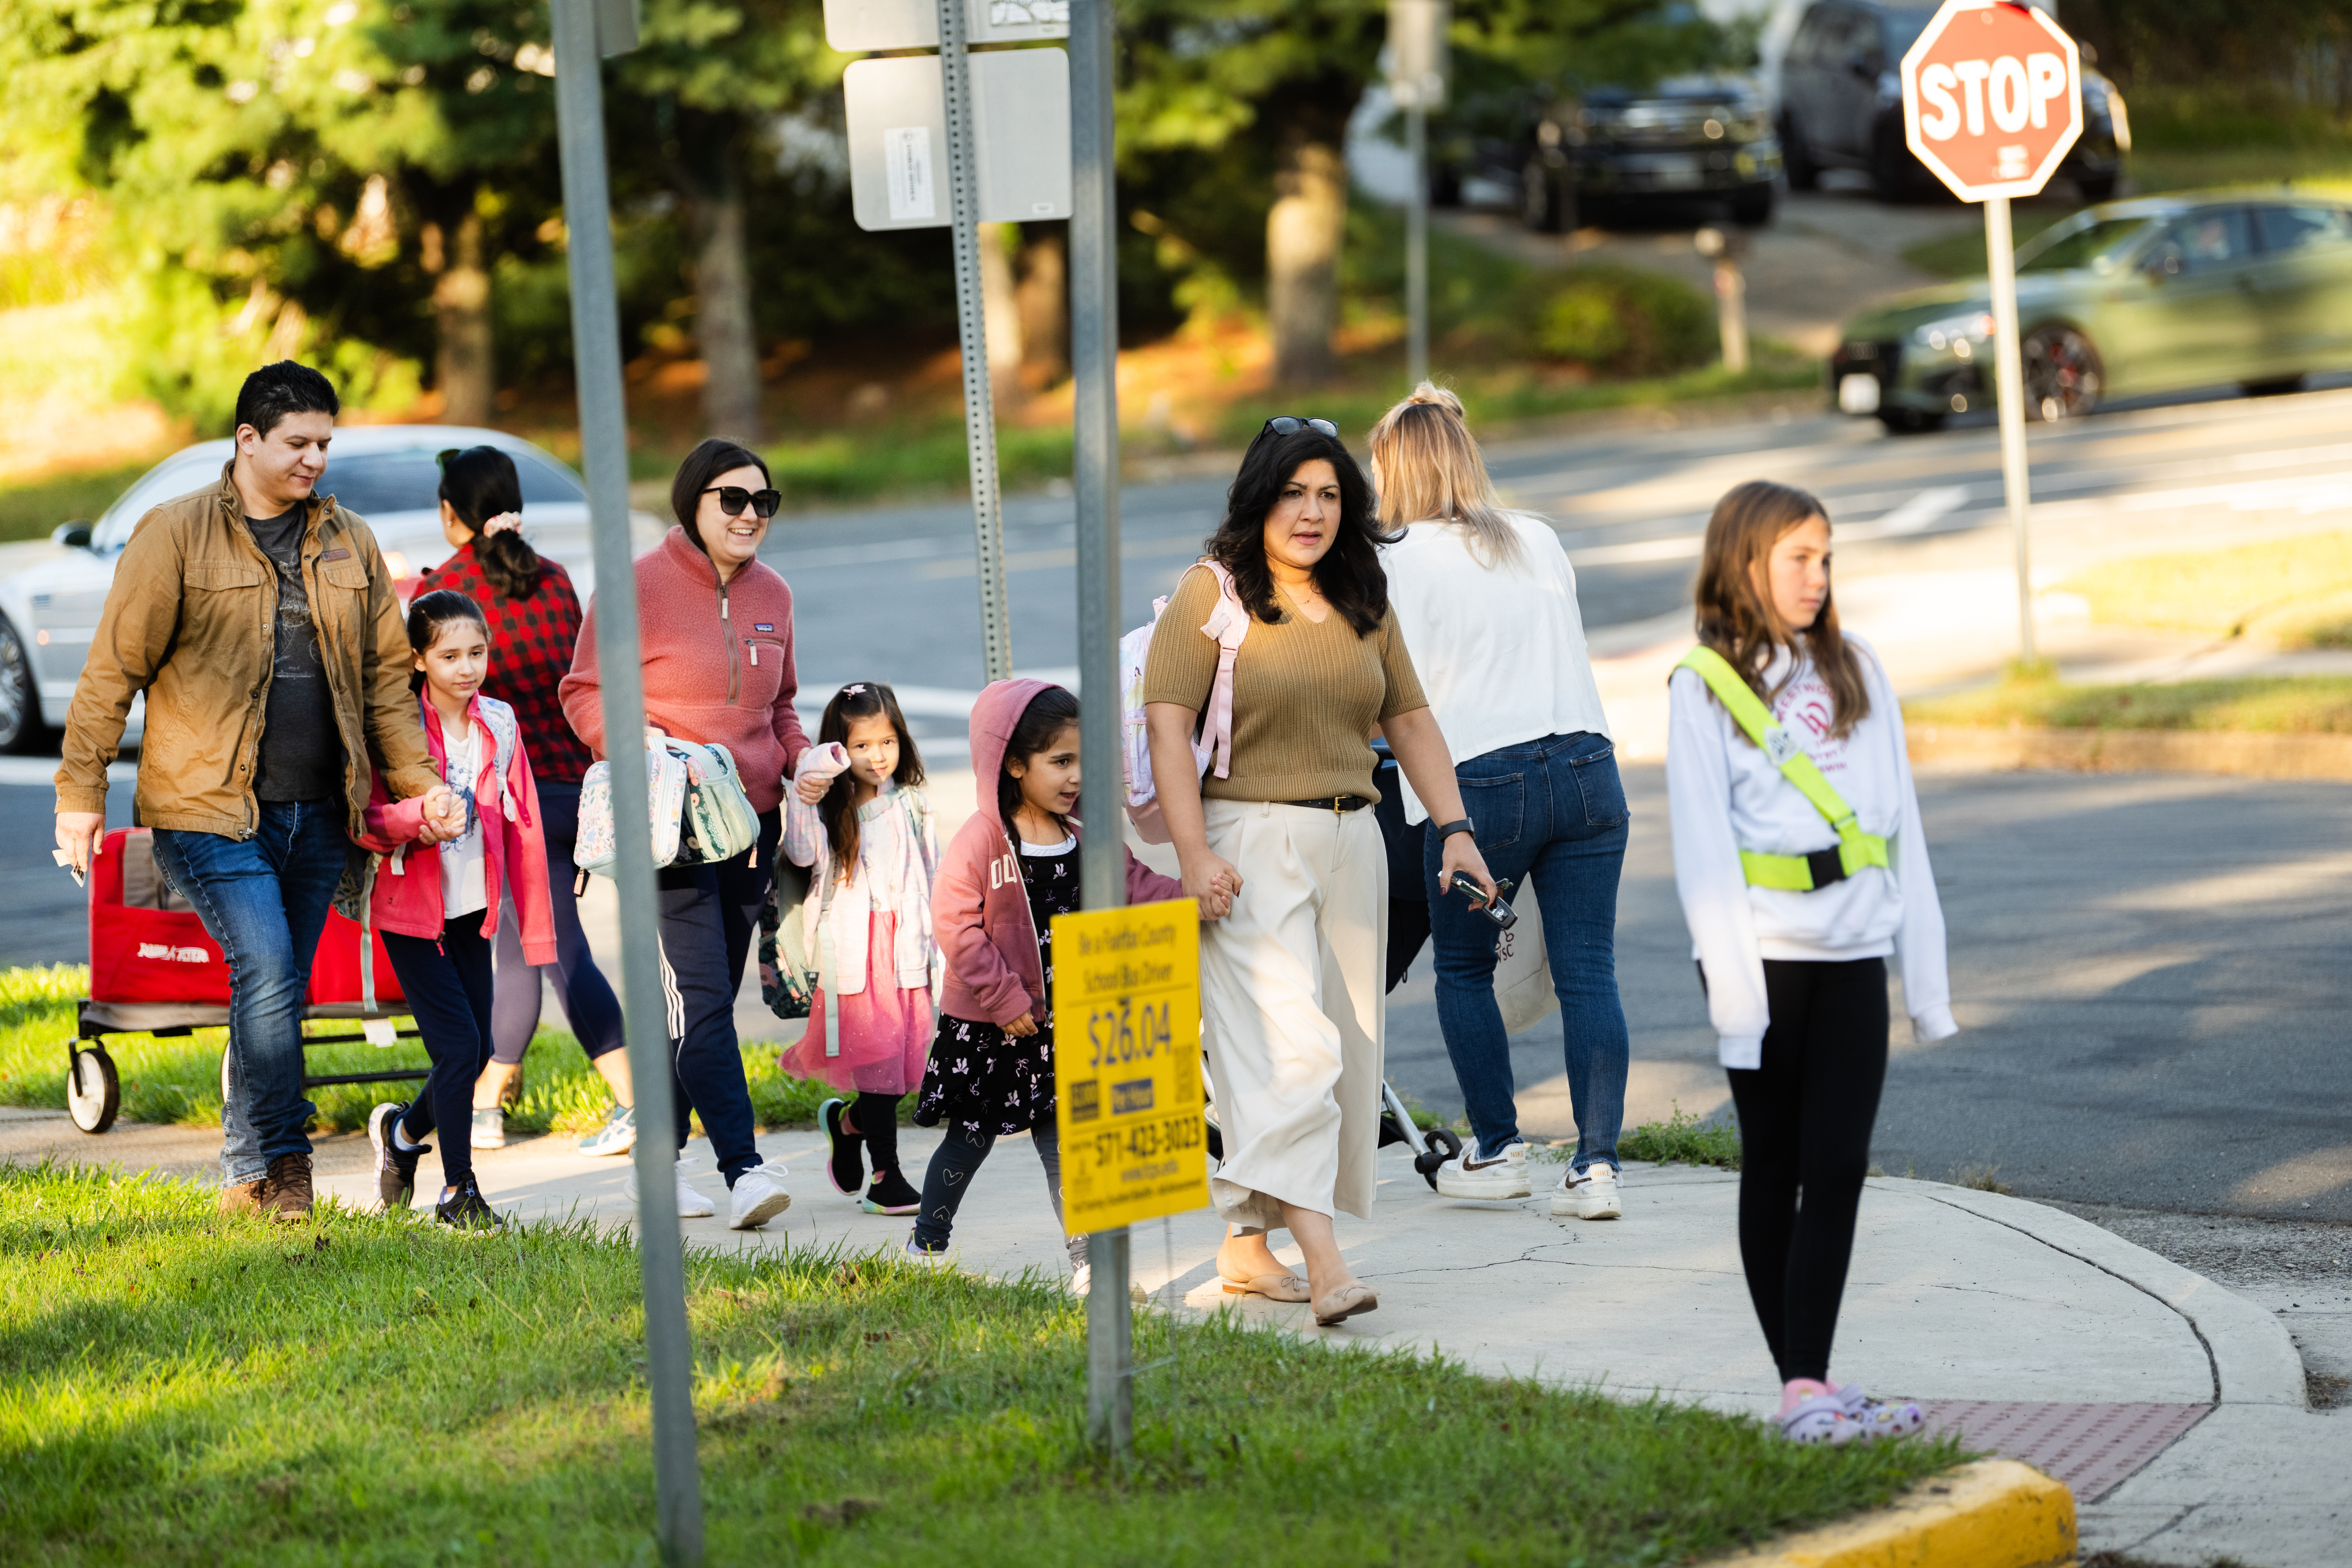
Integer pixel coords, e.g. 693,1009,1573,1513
907,680,1189,1286
558,438,806,1232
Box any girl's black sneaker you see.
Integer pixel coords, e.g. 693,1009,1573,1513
861,1169,921,1215
435,1175,502,1233
368,1102,425,1215
819,1097,865,1196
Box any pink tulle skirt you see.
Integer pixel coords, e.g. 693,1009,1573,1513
778,910,933,1095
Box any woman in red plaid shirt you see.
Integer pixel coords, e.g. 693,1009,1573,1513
418,447,636,1155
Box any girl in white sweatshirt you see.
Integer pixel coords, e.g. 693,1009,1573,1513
1666,480,1955,1446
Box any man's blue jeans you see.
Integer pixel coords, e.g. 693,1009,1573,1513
152,800,347,1185
1423,730,1632,1173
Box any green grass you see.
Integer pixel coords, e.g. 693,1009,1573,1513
0,461,149,543
2057,530,2352,648
1906,668,2352,735
0,966,857,1136
0,1160,1962,1566
1902,209,2072,280
1619,1103,1743,1171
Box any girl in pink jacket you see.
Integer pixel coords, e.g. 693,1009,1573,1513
906,680,1182,1285
359,590,557,1231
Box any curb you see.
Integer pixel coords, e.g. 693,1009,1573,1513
1892,1181,2308,1408
1907,723,2352,782
1719,1458,2074,1567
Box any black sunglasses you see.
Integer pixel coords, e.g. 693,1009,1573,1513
1259,416,1339,440
702,485,782,519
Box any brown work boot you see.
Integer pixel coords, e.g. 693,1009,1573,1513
218,1178,267,1216
262,1151,314,1220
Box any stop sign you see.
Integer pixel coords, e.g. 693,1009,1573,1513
1901,0,2082,202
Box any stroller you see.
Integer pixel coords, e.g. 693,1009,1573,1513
1201,1065,1461,1192
62,828,426,1133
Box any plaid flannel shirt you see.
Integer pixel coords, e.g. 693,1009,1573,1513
416,546,594,786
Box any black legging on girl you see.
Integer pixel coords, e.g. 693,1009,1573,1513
382,909,497,1191
1724,956,1890,1385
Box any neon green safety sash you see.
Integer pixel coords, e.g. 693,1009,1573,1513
1676,646,1890,893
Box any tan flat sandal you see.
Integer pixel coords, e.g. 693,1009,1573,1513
1313,1282,1378,1326
1221,1271,1311,1303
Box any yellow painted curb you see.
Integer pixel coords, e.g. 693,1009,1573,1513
1717,1458,2075,1568
1907,722,2352,781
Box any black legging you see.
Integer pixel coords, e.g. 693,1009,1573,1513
382,909,496,1192
849,1091,904,1180
1723,956,1889,1385
915,1122,1085,1266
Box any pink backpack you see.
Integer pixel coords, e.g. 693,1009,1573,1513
1119,560,1249,845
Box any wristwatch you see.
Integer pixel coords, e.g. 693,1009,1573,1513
1434,817,1476,842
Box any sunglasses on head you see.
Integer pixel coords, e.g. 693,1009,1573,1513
1259,416,1339,440
702,485,782,519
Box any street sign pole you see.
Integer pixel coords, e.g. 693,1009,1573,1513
549,2,704,1563
937,0,1013,683
1984,193,2036,664
1404,101,1428,388
1069,0,1132,1459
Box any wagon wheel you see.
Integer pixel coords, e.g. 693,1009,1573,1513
66,1042,120,1134
2022,324,2104,421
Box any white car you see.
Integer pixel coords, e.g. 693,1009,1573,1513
0,424,656,751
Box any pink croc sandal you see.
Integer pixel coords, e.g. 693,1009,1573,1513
1777,1393,1863,1445
1834,1384,1924,1441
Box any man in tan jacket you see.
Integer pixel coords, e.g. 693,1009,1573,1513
55,361,456,1218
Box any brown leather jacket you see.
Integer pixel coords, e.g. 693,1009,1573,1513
55,463,437,838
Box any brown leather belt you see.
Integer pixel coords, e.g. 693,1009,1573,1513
1279,795,1371,813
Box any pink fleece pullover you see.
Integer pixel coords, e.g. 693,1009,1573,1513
558,526,810,814
933,678,1184,1027
357,693,557,962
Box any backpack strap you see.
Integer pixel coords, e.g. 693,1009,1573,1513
1675,646,1890,892
1190,560,1249,780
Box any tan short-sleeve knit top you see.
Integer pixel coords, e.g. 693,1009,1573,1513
1140,563,1428,803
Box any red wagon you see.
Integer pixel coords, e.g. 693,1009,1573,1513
62,827,426,1133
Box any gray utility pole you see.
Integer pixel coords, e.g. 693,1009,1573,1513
550,2,705,1562
1983,193,2037,665
1069,0,1133,1459
937,0,1013,683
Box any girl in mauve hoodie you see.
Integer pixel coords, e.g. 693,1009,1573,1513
909,680,1182,1285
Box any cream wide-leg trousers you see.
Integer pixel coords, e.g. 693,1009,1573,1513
1200,800,1387,1228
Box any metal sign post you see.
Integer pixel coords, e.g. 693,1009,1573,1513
1388,0,1448,390
1901,0,2083,667
936,0,1012,682
1068,0,1131,1459
548,2,703,1563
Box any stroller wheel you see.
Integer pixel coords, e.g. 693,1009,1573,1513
67,1043,120,1134
1413,1127,1463,1191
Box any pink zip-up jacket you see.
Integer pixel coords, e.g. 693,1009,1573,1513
559,526,809,815
358,692,558,963
934,679,1183,1027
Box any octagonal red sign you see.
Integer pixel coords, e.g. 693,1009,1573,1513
1900,0,2083,202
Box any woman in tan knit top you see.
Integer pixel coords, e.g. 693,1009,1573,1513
1143,418,1496,1326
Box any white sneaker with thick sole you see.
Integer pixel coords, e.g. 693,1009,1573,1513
728,1166,793,1231
1434,1139,1532,1199
626,1164,717,1219
1552,1162,1623,1219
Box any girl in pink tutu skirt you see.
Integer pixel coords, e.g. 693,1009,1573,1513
780,683,938,1214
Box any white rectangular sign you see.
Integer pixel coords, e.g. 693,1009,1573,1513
825,0,1068,50
845,50,1073,231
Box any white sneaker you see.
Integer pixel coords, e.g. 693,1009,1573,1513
469,1106,506,1149
903,1235,950,1268
626,1163,716,1219
727,1165,793,1231
1069,1262,1092,1297
1552,1161,1622,1220
1434,1139,1532,1200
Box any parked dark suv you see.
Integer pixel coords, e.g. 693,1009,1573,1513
1437,74,1782,232
1777,0,2126,202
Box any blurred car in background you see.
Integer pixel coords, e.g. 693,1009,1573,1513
1434,73,1781,231
1777,0,2127,202
0,425,650,751
1829,192,2352,433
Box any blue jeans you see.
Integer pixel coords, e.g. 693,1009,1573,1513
1424,731,1631,1172
152,800,349,1185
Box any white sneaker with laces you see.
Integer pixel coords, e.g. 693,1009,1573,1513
1434,1139,1532,1199
1552,1161,1622,1219
626,1163,717,1219
728,1165,793,1231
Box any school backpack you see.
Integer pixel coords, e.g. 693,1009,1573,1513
1119,559,1249,845
575,729,760,876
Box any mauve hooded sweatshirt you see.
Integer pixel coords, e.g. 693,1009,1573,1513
933,678,1183,1027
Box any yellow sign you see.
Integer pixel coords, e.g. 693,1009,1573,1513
1051,898,1209,1233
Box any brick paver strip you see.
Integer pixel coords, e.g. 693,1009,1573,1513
1921,1401,2212,1502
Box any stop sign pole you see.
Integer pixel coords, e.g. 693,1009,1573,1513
1902,0,2083,666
